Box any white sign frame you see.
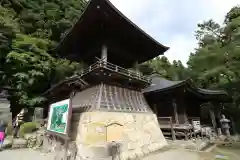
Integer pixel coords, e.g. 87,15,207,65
47,99,71,135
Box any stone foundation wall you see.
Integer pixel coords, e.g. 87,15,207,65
42,132,78,160
70,111,167,160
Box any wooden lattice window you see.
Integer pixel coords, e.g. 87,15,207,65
100,84,150,112
72,84,151,112
72,85,100,108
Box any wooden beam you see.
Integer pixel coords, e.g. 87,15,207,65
183,105,188,124
170,117,176,140
153,104,158,115
101,45,108,62
172,99,179,124
230,116,237,135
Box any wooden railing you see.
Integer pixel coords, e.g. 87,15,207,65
158,117,176,140
188,117,200,124
79,58,151,83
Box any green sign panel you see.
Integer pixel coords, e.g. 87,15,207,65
47,99,71,135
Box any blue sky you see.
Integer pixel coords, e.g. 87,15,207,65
110,0,239,65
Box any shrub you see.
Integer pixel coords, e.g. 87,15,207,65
19,122,38,138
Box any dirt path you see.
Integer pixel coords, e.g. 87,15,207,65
1,148,201,160
0,149,54,160
141,149,201,160
0,148,218,160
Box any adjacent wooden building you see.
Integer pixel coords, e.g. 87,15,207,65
143,74,231,139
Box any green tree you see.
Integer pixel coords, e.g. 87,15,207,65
3,33,84,107
0,6,19,86
1,0,87,41
187,6,240,88
171,60,190,81
148,56,174,79
140,56,189,81
4,34,55,106
0,0,87,108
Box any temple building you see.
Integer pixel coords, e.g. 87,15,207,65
45,0,168,159
143,74,231,139
44,0,233,159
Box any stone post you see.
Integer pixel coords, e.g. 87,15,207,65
33,107,44,127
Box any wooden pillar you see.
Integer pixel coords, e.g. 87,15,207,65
172,99,179,124
183,105,188,124
153,104,158,116
230,116,237,135
101,45,108,62
170,117,176,141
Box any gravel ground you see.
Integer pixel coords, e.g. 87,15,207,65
0,149,55,160
0,148,208,160
141,149,200,160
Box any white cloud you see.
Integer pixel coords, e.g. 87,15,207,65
165,34,197,64
109,0,239,66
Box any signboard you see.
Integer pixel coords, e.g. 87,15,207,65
106,123,123,142
47,99,71,135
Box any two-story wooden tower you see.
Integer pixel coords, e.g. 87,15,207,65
47,0,169,159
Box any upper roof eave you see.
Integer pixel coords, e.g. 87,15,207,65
103,0,169,51
54,0,169,59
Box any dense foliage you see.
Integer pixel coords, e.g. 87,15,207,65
138,57,190,81
0,0,87,107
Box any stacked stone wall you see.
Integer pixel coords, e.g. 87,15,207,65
70,111,167,160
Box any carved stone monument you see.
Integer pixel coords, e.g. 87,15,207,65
33,107,44,125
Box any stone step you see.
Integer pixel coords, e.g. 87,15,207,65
12,138,28,149
2,139,13,149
